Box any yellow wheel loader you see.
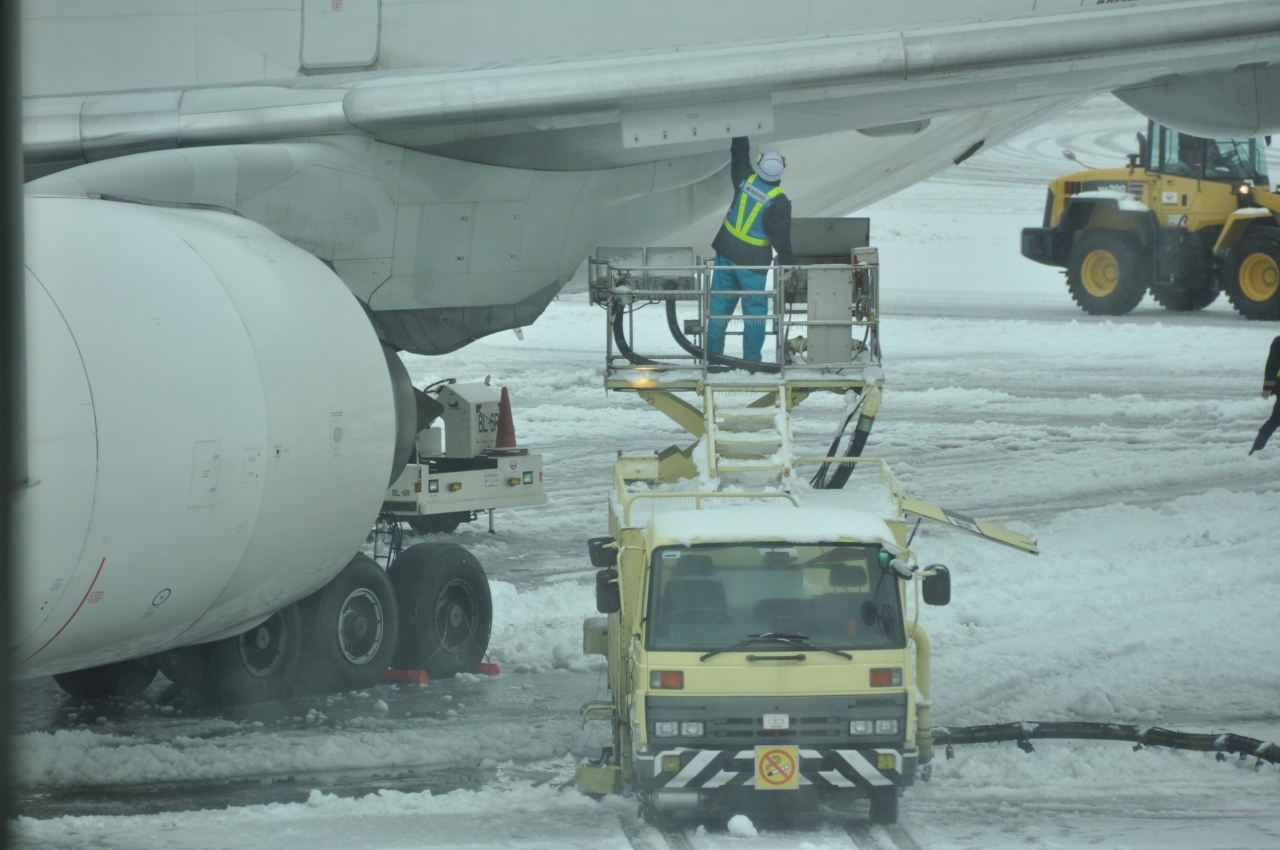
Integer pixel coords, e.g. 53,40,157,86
1022,121,1280,320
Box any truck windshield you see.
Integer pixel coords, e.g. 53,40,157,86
646,544,905,652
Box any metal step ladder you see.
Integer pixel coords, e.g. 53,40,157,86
703,385,793,490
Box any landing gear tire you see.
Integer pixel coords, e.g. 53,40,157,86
53,657,159,700
406,512,469,535
297,556,399,693
1222,231,1280,319
1065,231,1148,316
868,789,899,825
388,542,492,679
1149,285,1218,311
204,603,304,704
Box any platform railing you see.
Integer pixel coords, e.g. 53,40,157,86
589,253,880,386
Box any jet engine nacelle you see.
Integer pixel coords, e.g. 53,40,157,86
1116,66,1280,140
15,196,401,679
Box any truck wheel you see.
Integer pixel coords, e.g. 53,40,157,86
868,789,899,825
389,542,492,678
1149,285,1218,311
53,657,159,700
1065,232,1148,315
297,556,399,693
407,512,467,535
1222,231,1280,319
204,603,304,704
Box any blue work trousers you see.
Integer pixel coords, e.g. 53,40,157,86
707,253,768,362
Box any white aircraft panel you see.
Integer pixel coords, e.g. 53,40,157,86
301,0,380,70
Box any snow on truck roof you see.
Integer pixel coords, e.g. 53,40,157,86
646,505,899,550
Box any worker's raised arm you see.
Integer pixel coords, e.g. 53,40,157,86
729,136,753,191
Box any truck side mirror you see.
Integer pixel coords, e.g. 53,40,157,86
596,569,620,614
587,536,617,567
921,566,950,606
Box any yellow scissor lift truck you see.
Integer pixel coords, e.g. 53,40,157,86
1022,120,1280,319
573,220,1039,826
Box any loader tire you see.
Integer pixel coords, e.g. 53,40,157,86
1222,231,1280,320
1149,285,1218,311
1065,231,1148,316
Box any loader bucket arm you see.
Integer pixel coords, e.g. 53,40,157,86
901,498,1038,555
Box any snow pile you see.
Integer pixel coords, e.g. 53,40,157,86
648,505,898,549
727,813,759,838
486,578,598,674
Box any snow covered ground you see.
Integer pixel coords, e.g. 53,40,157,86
11,96,1280,849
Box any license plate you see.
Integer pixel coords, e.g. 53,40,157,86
754,745,800,790
762,713,790,730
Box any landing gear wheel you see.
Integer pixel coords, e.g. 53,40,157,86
388,542,492,679
868,789,899,825
298,556,399,693
1149,285,1218,311
1065,231,1148,316
53,657,159,700
406,512,468,535
1222,231,1280,319
204,603,304,704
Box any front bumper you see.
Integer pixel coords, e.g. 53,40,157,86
635,746,916,798
1021,227,1061,266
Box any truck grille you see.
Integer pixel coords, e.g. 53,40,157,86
647,694,907,749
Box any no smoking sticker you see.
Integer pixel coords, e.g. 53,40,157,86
754,746,800,790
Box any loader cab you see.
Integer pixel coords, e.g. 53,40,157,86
1146,121,1269,186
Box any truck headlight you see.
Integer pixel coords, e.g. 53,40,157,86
680,722,705,737
654,721,679,737
875,719,899,735
850,720,872,735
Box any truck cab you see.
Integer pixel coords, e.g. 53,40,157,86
594,505,938,823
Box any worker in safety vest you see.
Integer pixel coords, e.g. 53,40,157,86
707,136,794,362
1250,334,1280,454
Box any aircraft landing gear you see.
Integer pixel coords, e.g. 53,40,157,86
297,556,399,693
389,542,493,679
53,657,159,701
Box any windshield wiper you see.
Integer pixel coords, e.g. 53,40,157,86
699,632,852,662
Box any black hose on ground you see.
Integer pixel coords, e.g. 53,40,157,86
933,721,1280,765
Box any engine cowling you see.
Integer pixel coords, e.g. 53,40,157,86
1117,66,1280,139
15,196,400,679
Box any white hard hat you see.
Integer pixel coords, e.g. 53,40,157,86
753,150,786,181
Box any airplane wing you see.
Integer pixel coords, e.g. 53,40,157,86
25,0,1280,175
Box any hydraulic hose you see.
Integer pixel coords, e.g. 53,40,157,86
610,300,662,367
825,387,881,489
663,298,781,374
810,394,867,488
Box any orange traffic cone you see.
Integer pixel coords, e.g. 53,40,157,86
496,386,518,449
